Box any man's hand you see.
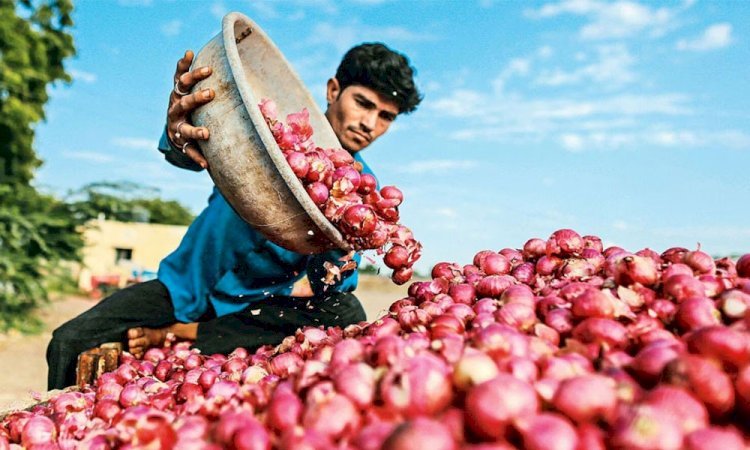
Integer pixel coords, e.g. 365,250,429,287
167,50,215,169
291,276,314,297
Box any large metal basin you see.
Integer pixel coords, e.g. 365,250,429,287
190,12,349,254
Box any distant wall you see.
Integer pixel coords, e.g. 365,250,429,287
75,219,187,290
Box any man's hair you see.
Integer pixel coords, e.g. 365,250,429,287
335,42,422,115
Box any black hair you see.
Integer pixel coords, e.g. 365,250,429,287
335,42,423,115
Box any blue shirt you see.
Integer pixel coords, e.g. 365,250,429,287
156,131,370,322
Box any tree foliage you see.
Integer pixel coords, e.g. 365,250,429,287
0,0,77,332
67,181,195,226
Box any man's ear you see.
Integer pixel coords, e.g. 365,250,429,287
326,78,340,105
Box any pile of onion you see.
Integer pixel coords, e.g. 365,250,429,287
259,99,421,285
2,229,750,449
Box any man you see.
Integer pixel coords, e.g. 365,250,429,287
47,42,421,390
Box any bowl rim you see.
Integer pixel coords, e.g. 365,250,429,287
221,12,351,252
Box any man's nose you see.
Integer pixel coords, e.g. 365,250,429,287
360,111,377,132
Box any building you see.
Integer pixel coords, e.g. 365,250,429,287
76,218,187,296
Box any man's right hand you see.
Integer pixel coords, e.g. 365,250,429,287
167,50,215,169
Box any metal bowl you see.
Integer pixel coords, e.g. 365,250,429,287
190,12,349,254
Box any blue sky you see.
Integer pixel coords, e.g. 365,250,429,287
36,0,750,273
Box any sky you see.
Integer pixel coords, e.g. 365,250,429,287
35,0,750,274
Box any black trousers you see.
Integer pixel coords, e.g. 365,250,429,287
46,279,366,390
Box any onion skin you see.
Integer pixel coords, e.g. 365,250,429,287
663,354,736,418
685,326,750,369
610,404,684,450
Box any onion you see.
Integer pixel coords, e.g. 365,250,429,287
736,253,750,277
536,255,562,275
523,238,547,259
674,297,721,331
717,289,750,319
382,418,457,450
571,317,628,350
544,308,574,334
552,374,617,423
684,426,747,450
340,204,377,237
495,303,536,331
475,275,514,298
613,255,659,286
628,340,681,385
481,253,511,275
570,288,615,319
448,283,475,305
464,374,539,439
546,229,584,256
380,353,453,417
266,384,303,431
611,404,684,450
511,262,536,284
664,274,706,302
453,349,499,390
286,151,310,178
354,422,398,450
663,354,735,418
685,326,750,369
643,386,709,433
332,362,375,408
305,181,329,206
21,416,57,447
684,247,715,275
392,267,414,285
384,245,410,269
517,413,579,450
303,392,361,440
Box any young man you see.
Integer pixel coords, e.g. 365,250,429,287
46,43,422,390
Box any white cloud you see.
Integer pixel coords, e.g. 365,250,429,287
395,160,479,175
535,44,636,87
112,137,158,151
69,69,97,84
676,23,733,52
62,151,115,164
492,58,531,93
526,0,684,40
435,208,458,218
613,220,629,231
161,20,182,37
561,133,585,151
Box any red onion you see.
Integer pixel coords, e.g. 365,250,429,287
736,253,750,277
611,404,684,450
392,266,414,285
286,151,310,178
613,255,659,286
384,245,409,269
382,418,457,450
572,317,629,350
266,384,303,431
465,374,539,439
643,386,709,433
684,426,747,450
583,235,604,252
453,349,499,390
544,308,574,334
736,365,750,414
332,362,375,408
511,261,536,284
570,288,615,318
552,374,617,423
628,340,681,385
305,182,329,206
717,289,750,319
536,255,562,275
684,247,716,274
685,326,750,369
523,238,547,259
495,303,536,331
340,204,377,237
663,354,736,418
517,412,579,450
674,296,721,331
664,274,706,302
303,392,361,440
499,247,524,266
380,353,452,418
475,275,514,298
481,253,511,275
21,416,57,447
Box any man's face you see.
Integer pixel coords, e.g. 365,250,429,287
324,79,400,153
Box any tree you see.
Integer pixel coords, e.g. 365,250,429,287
67,181,195,226
0,0,77,331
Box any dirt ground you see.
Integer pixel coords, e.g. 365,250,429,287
0,275,408,412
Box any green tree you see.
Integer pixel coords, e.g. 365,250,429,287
0,0,77,332
67,181,195,226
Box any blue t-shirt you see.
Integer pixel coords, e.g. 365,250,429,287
156,131,371,322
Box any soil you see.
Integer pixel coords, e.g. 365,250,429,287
0,274,409,412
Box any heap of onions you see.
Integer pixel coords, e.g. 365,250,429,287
259,99,421,285
3,228,750,449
